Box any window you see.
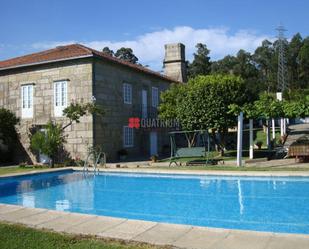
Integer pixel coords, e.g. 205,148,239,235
54,81,67,117
21,84,33,118
141,90,147,118
152,87,159,108
123,83,132,104
123,126,134,147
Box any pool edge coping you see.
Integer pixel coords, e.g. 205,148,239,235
1,203,309,247
2,167,309,178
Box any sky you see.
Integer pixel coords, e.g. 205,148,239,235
1,0,309,71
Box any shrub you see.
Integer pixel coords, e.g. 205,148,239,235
0,108,19,163
30,121,66,167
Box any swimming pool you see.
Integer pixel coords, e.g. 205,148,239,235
1,170,309,234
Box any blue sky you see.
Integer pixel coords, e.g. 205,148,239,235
1,0,309,70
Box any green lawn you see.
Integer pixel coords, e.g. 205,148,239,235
0,222,162,249
253,129,281,148
0,166,51,176
150,165,309,171
159,149,275,164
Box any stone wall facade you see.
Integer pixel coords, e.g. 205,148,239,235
93,59,172,161
0,59,93,163
0,57,174,163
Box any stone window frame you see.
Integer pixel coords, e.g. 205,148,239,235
123,126,134,148
151,87,159,108
53,80,68,117
123,83,132,104
21,83,34,119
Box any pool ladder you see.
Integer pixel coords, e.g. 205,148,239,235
83,152,106,173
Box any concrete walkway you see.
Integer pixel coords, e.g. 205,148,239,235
1,204,309,249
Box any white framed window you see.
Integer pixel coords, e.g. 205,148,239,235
21,84,33,118
54,81,67,117
123,126,134,147
123,83,132,104
152,87,159,108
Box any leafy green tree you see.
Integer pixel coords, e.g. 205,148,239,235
187,43,211,78
159,83,186,121
211,55,238,74
253,93,284,120
115,47,139,64
62,102,104,130
211,50,260,100
30,121,65,167
159,74,248,154
298,37,309,88
287,33,303,89
0,108,19,163
102,47,114,56
282,96,309,118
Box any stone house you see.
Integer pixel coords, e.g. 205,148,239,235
0,43,186,163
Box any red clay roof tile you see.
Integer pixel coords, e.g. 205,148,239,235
0,44,178,83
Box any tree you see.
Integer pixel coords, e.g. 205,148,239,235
211,50,260,101
115,47,139,64
102,47,114,57
62,102,104,130
282,97,309,119
211,55,238,74
253,40,277,93
0,108,19,163
30,102,104,167
233,50,260,100
30,121,64,167
159,74,248,154
287,33,303,89
298,37,309,88
187,43,211,78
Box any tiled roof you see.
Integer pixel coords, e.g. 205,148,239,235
0,44,177,83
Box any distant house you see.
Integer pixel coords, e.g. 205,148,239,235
0,43,187,163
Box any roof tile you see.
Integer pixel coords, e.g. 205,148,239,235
0,44,177,83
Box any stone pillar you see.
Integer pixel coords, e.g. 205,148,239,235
163,43,187,82
237,112,243,167
249,119,254,159
272,118,276,140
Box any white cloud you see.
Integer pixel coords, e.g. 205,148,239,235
31,26,272,71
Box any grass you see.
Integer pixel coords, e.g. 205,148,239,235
159,149,274,164
149,165,309,171
0,165,52,176
0,222,163,249
253,129,282,148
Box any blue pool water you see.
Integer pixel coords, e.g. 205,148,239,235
1,170,309,234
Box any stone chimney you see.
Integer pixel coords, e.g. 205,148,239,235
163,43,187,82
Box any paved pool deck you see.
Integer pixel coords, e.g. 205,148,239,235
1,167,309,249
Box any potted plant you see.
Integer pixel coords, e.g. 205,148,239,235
117,149,128,161
150,155,158,163
255,141,263,150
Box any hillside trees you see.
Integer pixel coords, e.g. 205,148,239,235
187,43,212,78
